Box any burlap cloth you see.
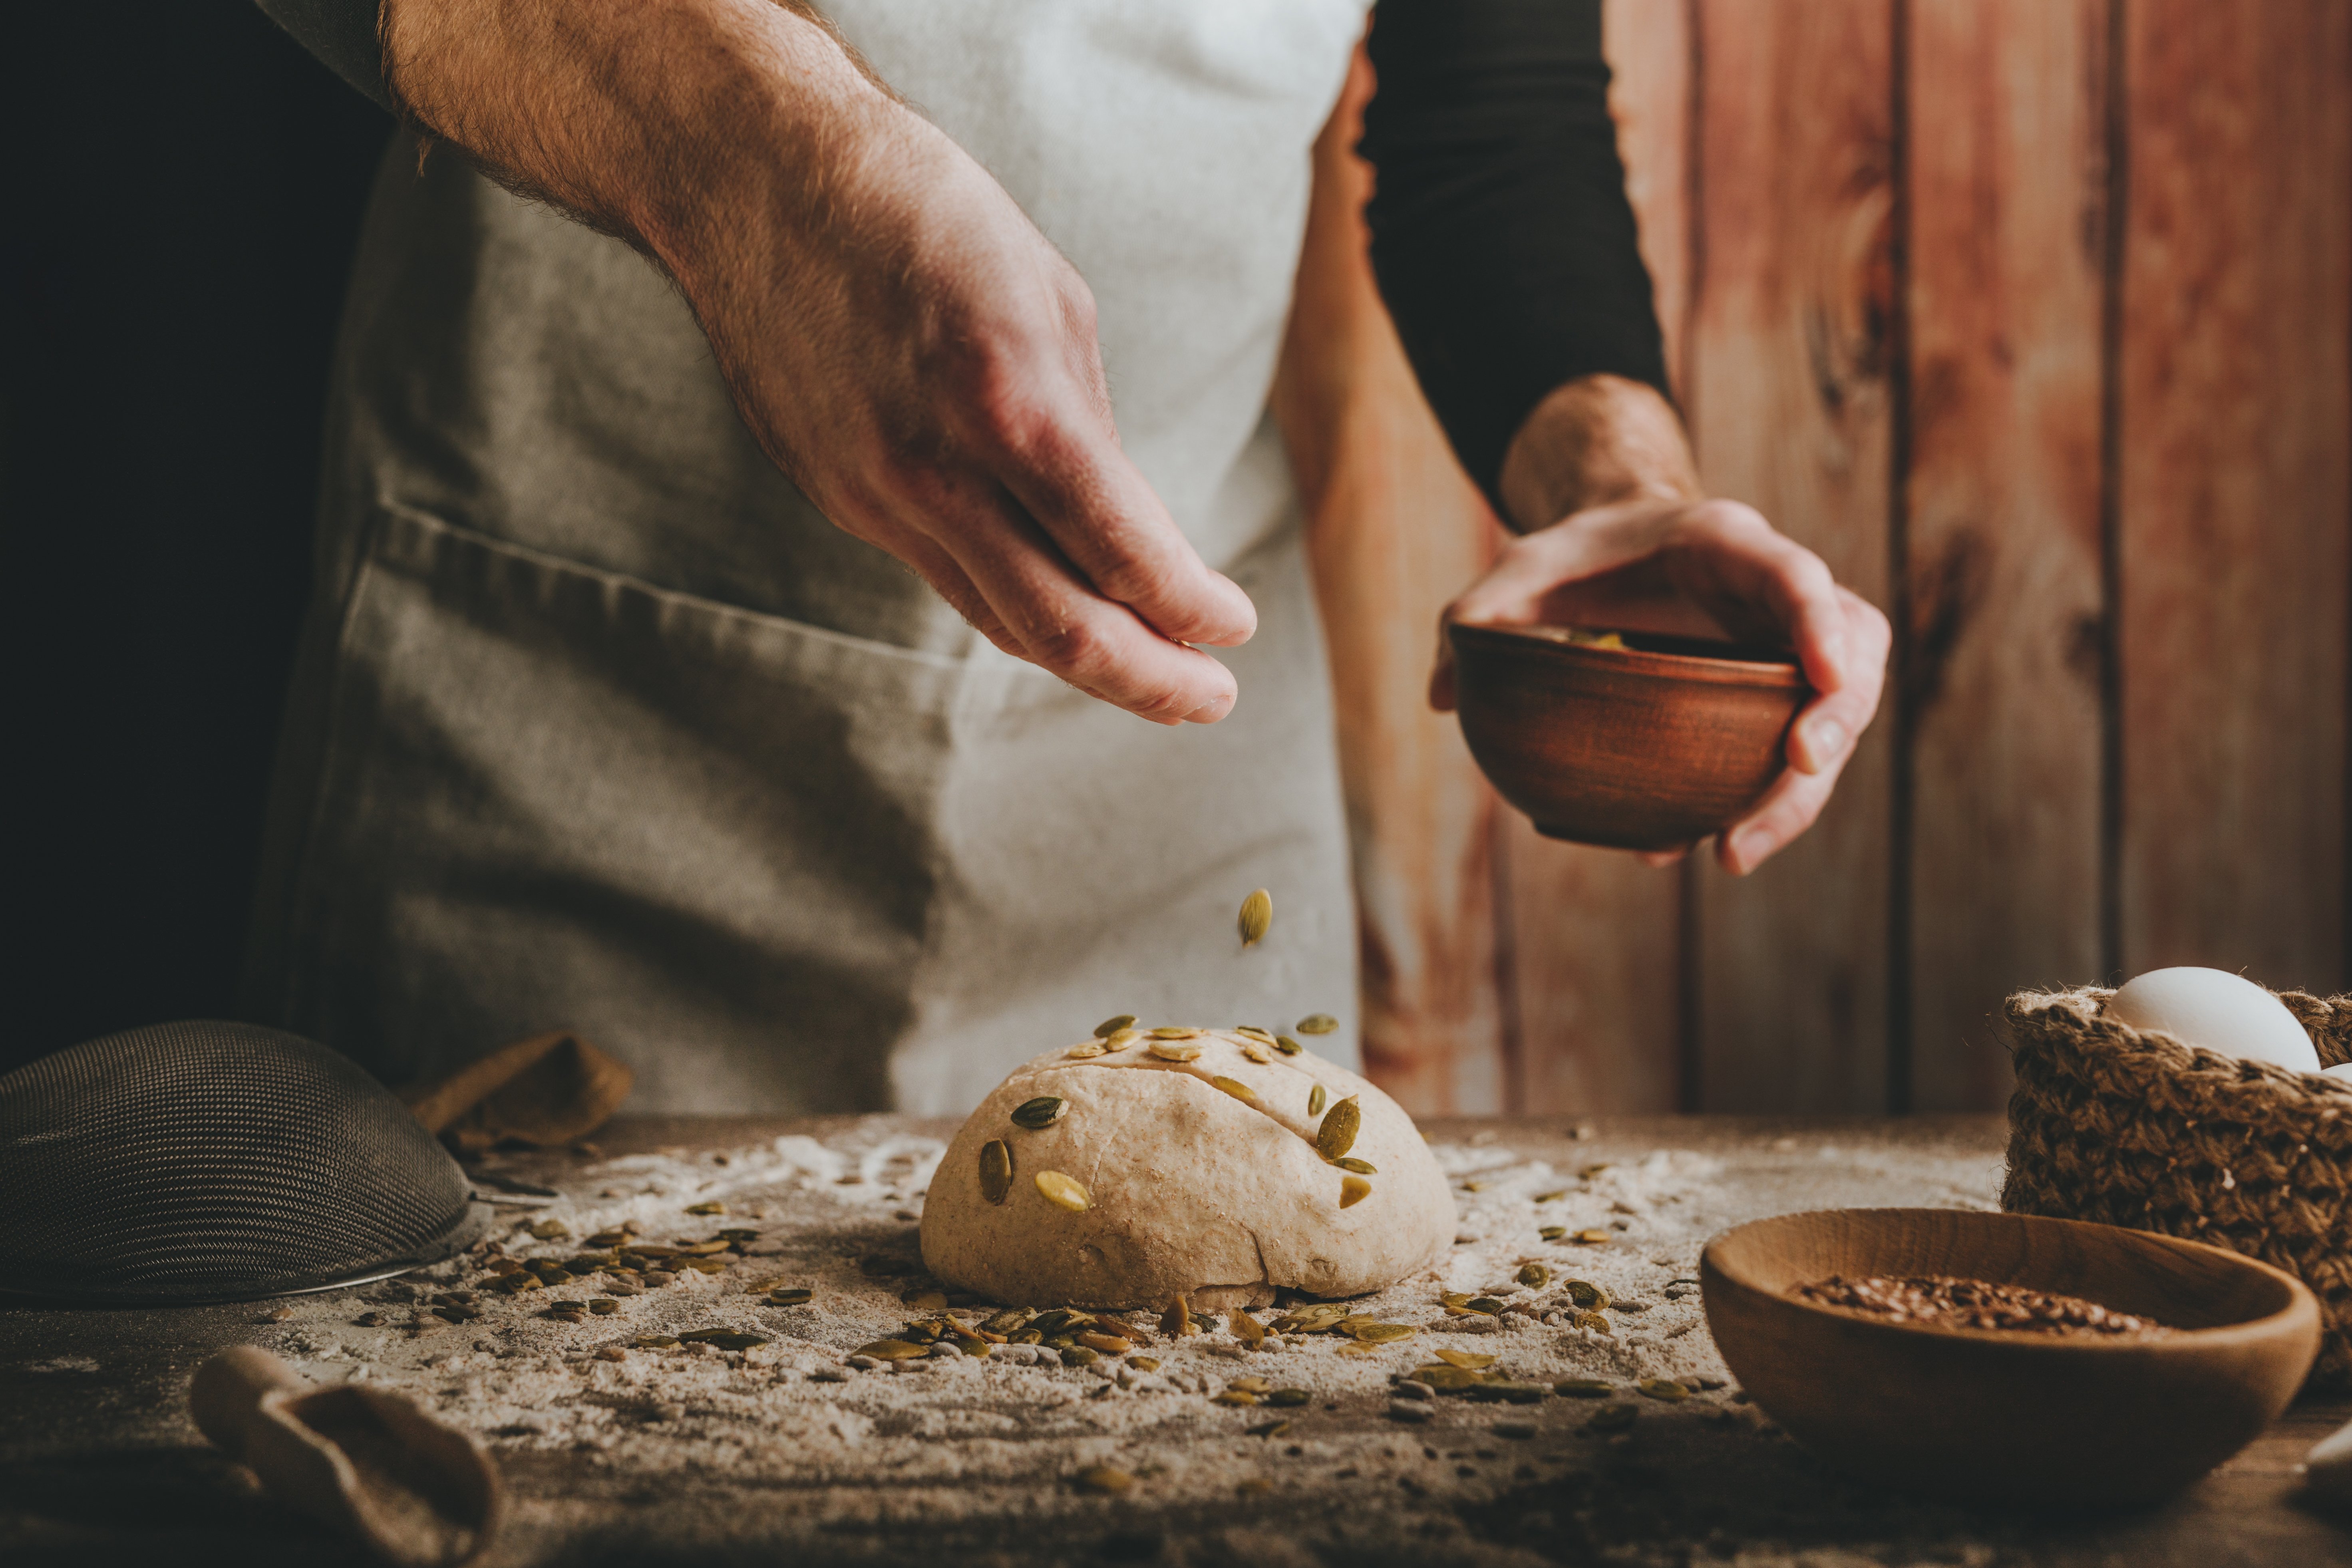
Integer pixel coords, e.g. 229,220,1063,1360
2002,986,2352,1386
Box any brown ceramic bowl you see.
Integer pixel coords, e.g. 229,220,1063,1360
1446,621,1806,849
1701,1208,2322,1510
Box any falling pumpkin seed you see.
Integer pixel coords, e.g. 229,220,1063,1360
1330,1156,1376,1175
1339,1175,1372,1208
1308,1083,1327,1117
1517,1262,1551,1290
980,1140,1014,1205
1274,1035,1303,1055
1315,1097,1361,1161
1147,1039,1204,1062
1209,1075,1259,1104
1012,1095,1070,1130
1095,1014,1137,1037
1238,888,1273,946
1296,1014,1338,1035
1035,1171,1091,1212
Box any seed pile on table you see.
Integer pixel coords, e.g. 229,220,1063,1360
1793,1274,2175,1338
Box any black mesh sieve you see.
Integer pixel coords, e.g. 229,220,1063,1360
0,1021,489,1304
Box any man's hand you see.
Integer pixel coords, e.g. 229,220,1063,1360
1432,375,1890,874
381,0,1253,723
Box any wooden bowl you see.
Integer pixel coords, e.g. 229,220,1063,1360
1701,1208,2321,1509
1446,622,1805,849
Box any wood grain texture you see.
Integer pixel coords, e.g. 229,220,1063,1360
2115,0,2352,994
1686,0,1896,1113
1277,47,1507,1115
1903,0,2108,1111
1504,0,1696,1117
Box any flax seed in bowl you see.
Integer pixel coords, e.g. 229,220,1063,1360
1700,1208,2320,1509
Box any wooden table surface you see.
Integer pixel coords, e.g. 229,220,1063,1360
4,1114,2349,1567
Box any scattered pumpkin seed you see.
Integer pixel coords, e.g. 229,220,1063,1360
632,1335,680,1349
1266,1387,1310,1407
1131,1355,1161,1371
1061,1345,1100,1367
676,1238,732,1256
1517,1262,1551,1290
1274,1035,1304,1055
1035,1171,1091,1211
1330,1156,1376,1175
1231,1311,1266,1347
1296,1014,1339,1035
684,1201,726,1215
1345,1321,1415,1343
1638,1378,1691,1403
1095,1014,1137,1037
1410,1365,1495,1391
901,1290,948,1310
1238,888,1272,946
1585,1402,1639,1433
680,1329,769,1351
1250,1419,1294,1439
1433,1349,1497,1370
1533,1190,1568,1204
1555,1378,1616,1399
1339,1175,1372,1209
1012,1095,1070,1130
1227,1376,1275,1394
1212,1389,1260,1407
1316,1097,1361,1160
1077,1331,1133,1355
491,1272,543,1294
766,1288,813,1306
1467,1296,1505,1314
527,1218,569,1240
854,1339,928,1361
1161,1296,1192,1336
1539,1226,1567,1241
1571,1309,1614,1335
1464,1180,1493,1192
1209,1075,1259,1104
980,1139,1014,1205
1563,1280,1610,1310
1569,1229,1611,1245
673,1257,727,1274
1066,1040,1109,1059
1308,1083,1327,1117
1147,1039,1204,1062
588,1299,620,1316
1077,1465,1133,1494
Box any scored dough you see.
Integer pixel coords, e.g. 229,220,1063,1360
920,1029,1456,1309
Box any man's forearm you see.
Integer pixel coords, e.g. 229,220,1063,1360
380,0,876,275
1495,373,1702,533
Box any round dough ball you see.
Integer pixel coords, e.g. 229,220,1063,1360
920,1029,1455,1308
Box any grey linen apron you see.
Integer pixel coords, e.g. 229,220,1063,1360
243,1,1372,1114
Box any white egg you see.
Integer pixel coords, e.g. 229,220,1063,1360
2106,967,2320,1073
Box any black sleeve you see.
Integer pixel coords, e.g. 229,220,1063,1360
1359,0,1672,520
255,0,392,110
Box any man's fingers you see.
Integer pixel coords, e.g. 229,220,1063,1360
1718,752,1849,874
1785,589,1890,773
985,395,1258,650
918,480,1240,723
1445,497,1673,630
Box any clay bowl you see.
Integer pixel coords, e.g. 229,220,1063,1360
1446,621,1805,849
1702,1208,2320,1510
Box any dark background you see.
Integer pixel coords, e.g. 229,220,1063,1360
8,4,390,1072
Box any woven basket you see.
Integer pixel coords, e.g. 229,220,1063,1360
2002,986,2352,1387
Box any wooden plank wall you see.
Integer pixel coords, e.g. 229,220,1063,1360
1314,1,2352,1117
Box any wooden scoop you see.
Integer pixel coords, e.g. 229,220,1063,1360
191,1346,501,1566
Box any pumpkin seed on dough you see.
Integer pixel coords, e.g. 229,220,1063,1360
1012,1095,1069,1130
1241,1042,1273,1064
1035,1171,1091,1211
1066,1040,1109,1059
1296,1014,1338,1035
1315,1097,1361,1161
1095,1014,1137,1037
1148,1039,1204,1062
1209,1075,1260,1104
980,1140,1014,1205
1105,1029,1141,1048
1150,1026,1204,1039
1236,1026,1276,1042
1274,1035,1304,1055
1238,888,1272,946
1339,1175,1372,1209
1308,1083,1327,1117
1330,1157,1376,1175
